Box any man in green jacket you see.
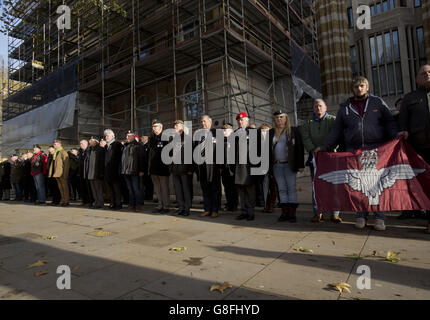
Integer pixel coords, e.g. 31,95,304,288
300,99,342,223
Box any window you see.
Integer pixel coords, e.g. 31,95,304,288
347,7,354,28
382,0,388,12
417,27,427,67
369,29,403,96
183,79,203,126
370,5,375,16
414,0,421,7
376,3,381,14
389,0,395,9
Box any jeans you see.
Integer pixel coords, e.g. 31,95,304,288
310,163,339,217
12,183,22,200
33,174,46,203
356,212,385,220
273,163,297,204
124,175,142,207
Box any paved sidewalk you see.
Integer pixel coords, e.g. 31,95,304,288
0,177,429,300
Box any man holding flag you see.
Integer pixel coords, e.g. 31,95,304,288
399,65,430,234
315,76,398,231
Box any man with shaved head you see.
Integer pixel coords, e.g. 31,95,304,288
399,64,430,234
300,99,341,224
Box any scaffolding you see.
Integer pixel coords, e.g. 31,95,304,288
3,0,319,142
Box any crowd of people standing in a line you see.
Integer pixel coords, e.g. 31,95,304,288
1,67,430,234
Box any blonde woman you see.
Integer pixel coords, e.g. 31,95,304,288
268,110,305,222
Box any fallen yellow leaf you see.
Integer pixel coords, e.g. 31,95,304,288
210,282,233,293
34,270,49,277
143,222,153,225
293,247,313,253
386,250,400,263
87,230,113,237
169,247,187,252
27,260,48,269
44,236,57,240
329,282,351,293
73,266,79,271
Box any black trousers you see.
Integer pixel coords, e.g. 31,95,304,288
254,175,265,206
172,174,193,211
221,169,238,210
48,177,61,204
107,179,122,208
23,177,36,202
143,174,154,200
79,177,93,204
237,184,256,217
200,169,221,213
416,147,430,222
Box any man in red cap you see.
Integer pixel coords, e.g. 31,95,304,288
234,112,257,221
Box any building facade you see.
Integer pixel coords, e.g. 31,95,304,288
345,0,428,108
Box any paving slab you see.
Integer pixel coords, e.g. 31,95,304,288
141,256,266,300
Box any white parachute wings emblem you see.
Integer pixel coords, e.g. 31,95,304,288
318,149,425,206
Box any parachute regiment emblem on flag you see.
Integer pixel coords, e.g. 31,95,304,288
318,149,426,206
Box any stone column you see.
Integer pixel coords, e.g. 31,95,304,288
316,0,353,111
424,1,430,63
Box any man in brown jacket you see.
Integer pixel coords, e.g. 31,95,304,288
49,139,70,206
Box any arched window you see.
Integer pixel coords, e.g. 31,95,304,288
183,79,203,125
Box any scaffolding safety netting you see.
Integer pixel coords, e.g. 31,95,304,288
5,62,77,120
290,41,322,102
2,92,77,155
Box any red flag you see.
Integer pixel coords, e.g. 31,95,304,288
314,137,430,212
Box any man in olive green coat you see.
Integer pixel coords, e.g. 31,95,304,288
49,139,70,206
300,99,342,223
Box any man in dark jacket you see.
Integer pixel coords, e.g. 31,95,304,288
31,145,48,205
196,115,221,218
0,157,11,200
78,139,93,206
10,154,23,201
148,120,170,213
141,136,154,201
68,148,80,201
317,76,398,231
398,64,430,234
104,129,123,210
220,123,238,212
121,130,145,212
87,137,106,209
234,112,259,221
170,120,194,216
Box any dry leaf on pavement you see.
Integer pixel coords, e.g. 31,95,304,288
386,250,400,263
44,236,57,240
345,253,363,260
169,247,187,252
34,270,49,277
210,282,233,293
27,260,48,269
329,282,351,293
293,247,313,253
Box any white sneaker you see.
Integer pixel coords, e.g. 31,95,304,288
355,218,366,229
374,219,386,231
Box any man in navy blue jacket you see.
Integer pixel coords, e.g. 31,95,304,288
316,76,398,231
